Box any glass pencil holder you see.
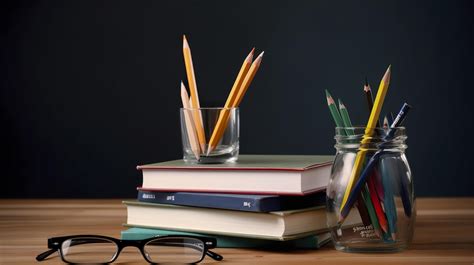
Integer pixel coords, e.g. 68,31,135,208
326,127,416,252
180,107,239,164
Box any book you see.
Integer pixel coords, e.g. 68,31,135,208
137,189,326,212
121,227,331,249
124,200,361,240
137,155,333,195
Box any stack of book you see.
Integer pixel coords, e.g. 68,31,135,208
121,155,361,248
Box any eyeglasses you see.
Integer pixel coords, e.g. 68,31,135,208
36,234,223,264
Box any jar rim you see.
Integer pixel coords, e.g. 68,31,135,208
335,126,406,130
180,107,239,110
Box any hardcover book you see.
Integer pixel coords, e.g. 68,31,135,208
124,200,361,240
137,189,326,212
121,227,331,249
137,155,333,195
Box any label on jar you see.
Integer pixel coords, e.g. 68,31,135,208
353,225,377,238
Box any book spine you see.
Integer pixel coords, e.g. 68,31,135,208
137,190,265,212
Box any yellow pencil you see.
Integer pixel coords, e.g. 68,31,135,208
180,82,201,160
233,51,264,107
206,48,255,154
207,51,264,155
183,35,206,152
339,65,392,213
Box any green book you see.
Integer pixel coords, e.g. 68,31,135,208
137,155,334,195
121,227,331,249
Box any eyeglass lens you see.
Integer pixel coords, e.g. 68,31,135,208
143,237,205,263
60,237,118,263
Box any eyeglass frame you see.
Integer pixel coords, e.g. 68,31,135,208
36,234,223,264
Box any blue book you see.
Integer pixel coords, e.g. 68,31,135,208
121,227,331,249
137,189,326,212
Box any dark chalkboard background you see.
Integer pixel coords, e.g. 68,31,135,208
2,0,473,198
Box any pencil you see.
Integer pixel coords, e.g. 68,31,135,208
183,35,206,152
207,51,264,155
367,172,389,233
180,82,201,160
338,99,355,135
383,115,389,129
362,79,390,232
334,97,378,230
339,65,392,216
233,51,264,107
389,103,413,217
340,102,411,219
361,185,382,237
380,157,397,239
206,48,255,155
325,90,344,128
363,78,382,128
372,167,385,205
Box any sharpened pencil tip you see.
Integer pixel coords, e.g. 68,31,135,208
246,47,256,61
363,77,371,92
183,35,189,48
258,51,264,57
325,89,333,99
382,65,392,84
325,90,335,105
338,99,345,109
386,65,392,75
180,82,188,97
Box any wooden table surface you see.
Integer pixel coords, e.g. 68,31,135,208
1,198,473,265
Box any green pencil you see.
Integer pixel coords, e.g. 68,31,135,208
338,99,355,135
325,90,345,129
336,96,382,237
326,89,379,231
361,185,382,236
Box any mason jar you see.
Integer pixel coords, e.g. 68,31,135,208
326,127,416,252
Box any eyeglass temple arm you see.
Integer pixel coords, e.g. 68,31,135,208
36,249,57,261
206,250,223,261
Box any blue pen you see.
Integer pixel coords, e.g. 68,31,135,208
340,103,412,219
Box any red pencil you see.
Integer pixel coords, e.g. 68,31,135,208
368,174,388,233
373,167,385,204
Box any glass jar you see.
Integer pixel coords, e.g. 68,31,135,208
326,127,416,252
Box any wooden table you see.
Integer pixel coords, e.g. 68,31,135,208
1,198,473,264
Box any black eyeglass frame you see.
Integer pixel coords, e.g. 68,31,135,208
36,234,223,264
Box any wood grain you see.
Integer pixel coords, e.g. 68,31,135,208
1,198,473,264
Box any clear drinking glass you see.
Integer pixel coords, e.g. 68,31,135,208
326,127,416,252
180,107,239,164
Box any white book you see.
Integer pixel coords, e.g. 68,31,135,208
124,201,362,240
137,155,333,195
